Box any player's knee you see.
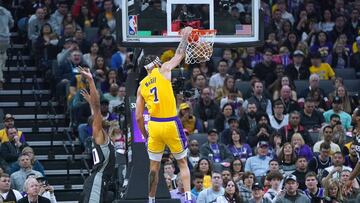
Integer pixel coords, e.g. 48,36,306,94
176,158,188,167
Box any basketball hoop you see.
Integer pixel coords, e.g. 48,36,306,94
185,29,216,64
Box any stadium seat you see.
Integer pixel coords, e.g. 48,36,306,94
344,79,360,95
172,68,189,79
294,80,334,96
188,133,208,146
334,68,356,79
84,27,99,42
235,81,251,96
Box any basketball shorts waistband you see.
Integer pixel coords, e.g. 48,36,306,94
150,116,179,122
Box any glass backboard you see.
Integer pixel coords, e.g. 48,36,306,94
117,0,263,47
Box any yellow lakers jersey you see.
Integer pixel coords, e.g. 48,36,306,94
140,68,177,118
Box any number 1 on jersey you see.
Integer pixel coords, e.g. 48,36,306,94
150,87,159,103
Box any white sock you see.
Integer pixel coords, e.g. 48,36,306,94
184,191,192,201
149,196,155,203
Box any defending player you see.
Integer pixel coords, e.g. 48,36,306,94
78,67,115,203
135,27,193,203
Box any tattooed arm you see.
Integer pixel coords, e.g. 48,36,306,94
160,27,192,77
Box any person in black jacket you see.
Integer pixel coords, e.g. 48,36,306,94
200,129,234,171
193,87,221,130
0,127,28,172
247,112,275,148
285,50,310,81
253,49,277,87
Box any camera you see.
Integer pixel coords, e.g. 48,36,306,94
172,77,194,98
113,103,126,114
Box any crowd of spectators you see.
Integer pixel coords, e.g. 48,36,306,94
0,0,360,202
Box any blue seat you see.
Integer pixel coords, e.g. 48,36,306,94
334,68,356,79
188,133,208,147
235,81,251,96
344,79,360,95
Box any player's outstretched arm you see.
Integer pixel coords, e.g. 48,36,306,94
161,27,193,73
78,66,106,145
135,87,148,140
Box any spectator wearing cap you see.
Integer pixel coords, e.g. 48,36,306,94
10,153,43,192
197,171,225,203
264,171,283,202
248,182,271,203
56,38,80,65
178,102,202,134
0,127,28,173
300,98,326,130
323,96,352,131
242,80,272,116
292,156,309,191
194,87,221,131
278,111,313,146
238,172,255,202
273,175,311,203
309,52,335,80
286,50,310,81
213,103,237,134
313,125,341,155
0,114,25,143
199,129,234,170
244,141,272,180
226,129,252,163
247,112,275,148
304,172,325,202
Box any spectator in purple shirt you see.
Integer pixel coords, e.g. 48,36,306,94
291,133,313,161
227,129,252,163
170,175,196,203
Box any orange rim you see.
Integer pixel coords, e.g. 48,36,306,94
190,29,217,37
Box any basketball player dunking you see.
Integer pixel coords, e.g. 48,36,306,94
136,27,193,203
78,67,115,203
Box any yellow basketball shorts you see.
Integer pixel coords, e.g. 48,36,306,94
147,116,188,155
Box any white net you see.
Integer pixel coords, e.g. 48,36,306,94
185,30,216,64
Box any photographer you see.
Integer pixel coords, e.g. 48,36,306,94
37,177,57,203
109,85,126,113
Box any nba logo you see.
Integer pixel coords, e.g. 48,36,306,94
129,15,138,35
